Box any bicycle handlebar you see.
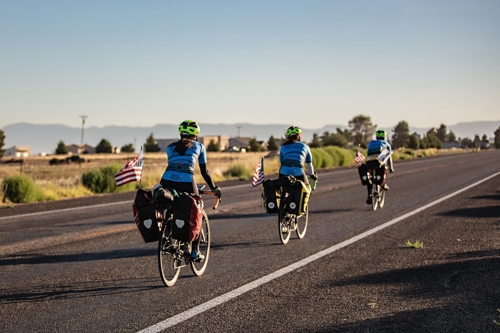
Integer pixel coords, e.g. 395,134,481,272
308,178,318,191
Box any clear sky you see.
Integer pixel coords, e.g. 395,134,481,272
1,0,499,130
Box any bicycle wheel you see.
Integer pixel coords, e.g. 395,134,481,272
158,221,181,287
379,187,386,208
296,205,308,239
278,202,291,244
371,185,379,211
190,211,210,276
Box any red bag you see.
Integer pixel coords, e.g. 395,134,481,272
171,193,204,242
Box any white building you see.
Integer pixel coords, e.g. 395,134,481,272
4,146,31,158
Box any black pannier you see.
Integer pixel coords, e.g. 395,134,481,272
284,180,311,216
171,192,204,242
371,166,387,185
357,163,370,186
262,179,281,214
132,189,160,243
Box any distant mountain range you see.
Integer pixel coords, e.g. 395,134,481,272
2,121,499,155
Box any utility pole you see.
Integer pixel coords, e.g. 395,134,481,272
236,126,241,138
79,115,88,153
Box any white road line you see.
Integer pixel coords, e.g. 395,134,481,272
137,171,500,333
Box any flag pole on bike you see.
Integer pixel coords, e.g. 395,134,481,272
114,146,144,188
251,157,264,188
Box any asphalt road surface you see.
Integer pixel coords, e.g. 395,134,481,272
1,151,499,333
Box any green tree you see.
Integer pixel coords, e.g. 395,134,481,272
207,140,220,152
267,135,279,151
0,129,4,158
336,127,353,144
55,140,68,155
249,137,263,152
121,143,135,153
391,121,410,149
309,133,322,148
322,132,348,147
495,126,500,149
95,139,113,153
436,124,447,142
446,130,457,142
144,133,160,152
408,132,420,150
420,129,442,149
348,115,377,148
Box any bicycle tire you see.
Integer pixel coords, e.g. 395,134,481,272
296,205,308,239
371,185,379,211
190,211,210,276
278,199,291,244
379,187,386,208
158,220,181,287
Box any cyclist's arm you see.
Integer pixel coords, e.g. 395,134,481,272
199,163,216,189
305,145,314,176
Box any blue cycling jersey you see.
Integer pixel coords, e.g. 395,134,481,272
279,142,313,177
161,141,207,183
367,139,392,158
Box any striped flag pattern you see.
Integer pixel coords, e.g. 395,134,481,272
251,158,264,187
115,149,144,186
354,149,366,164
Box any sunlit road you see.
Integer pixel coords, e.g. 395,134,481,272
1,151,499,333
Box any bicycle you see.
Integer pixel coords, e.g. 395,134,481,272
365,160,387,211
277,177,317,245
157,185,220,287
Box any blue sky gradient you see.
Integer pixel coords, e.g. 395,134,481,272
1,0,499,130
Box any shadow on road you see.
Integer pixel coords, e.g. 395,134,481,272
317,251,500,332
0,247,156,267
438,205,500,218
0,276,161,304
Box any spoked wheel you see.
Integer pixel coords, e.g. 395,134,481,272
158,221,181,287
190,211,210,276
296,205,308,239
379,187,386,208
371,185,379,211
278,209,291,245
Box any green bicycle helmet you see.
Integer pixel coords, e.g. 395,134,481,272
178,120,200,136
286,126,302,138
375,130,386,140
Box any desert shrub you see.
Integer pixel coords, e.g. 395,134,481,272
82,164,135,193
311,148,334,168
225,164,253,180
324,146,354,167
2,174,45,203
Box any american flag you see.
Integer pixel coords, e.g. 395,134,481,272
378,147,392,164
115,149,144,186
251,158,264,187
354,149,366,164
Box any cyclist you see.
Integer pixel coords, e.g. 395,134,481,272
365,129,394,204
279,126,318,183
160,119,221,260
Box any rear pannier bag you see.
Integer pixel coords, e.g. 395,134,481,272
285,180,312,216
171,192,204,242
357,164,371,186
371,166,387,185
262,179,281,214
132,189,160,243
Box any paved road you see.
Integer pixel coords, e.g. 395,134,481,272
1,151,499,333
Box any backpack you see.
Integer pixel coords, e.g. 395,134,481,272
171,192,204,242
132,189,160,243
284,180,311,216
